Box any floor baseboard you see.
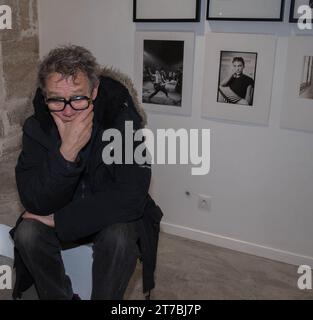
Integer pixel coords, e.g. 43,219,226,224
161,222,313,267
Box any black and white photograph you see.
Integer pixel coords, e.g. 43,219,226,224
281,36,313,132
290,0,313,22
142,40,184,107
202,33,276,125
135,31,194,116
217,51,257,106
299,56,313,99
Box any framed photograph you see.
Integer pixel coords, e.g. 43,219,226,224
133,0,201,22
202,33,277,125
289,0,313,23
207,0,285,21
281,37,313,132
217,51,258,106
134,32,195,116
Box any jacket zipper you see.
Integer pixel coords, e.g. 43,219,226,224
82,180,85,199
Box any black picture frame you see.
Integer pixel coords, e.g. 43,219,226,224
289,0,313,23
133,0,201,22
206,0,285,22
216,51,258,107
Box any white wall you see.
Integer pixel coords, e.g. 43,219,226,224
38,0,313,266
38,0,135,75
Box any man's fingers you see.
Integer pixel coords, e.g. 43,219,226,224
81,111,94,126
74,104,94,123
23,212,42,222
23,212,34,219
79,123,93,144
76,112,93,135
77,112,94,133
51,113,65,132
81,122,93,140
23,213,55,228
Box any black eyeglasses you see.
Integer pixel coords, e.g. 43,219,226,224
45,96,93,112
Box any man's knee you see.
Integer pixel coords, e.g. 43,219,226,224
14,219,52,253
95,223,138,254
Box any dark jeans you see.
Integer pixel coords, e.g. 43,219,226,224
13,219,139,300
149,84,169,99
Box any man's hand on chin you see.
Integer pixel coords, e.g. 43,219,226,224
22,211,55,228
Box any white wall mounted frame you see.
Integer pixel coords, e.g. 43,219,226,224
281,36,313,132
134,31,195,116
202,33,277,125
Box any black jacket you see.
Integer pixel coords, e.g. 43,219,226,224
10,70,163,298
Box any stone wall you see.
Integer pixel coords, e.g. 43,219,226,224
0,0,39,226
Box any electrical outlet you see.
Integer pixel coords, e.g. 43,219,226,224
198,194,211,211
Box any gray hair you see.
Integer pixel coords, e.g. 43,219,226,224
38,44,100,92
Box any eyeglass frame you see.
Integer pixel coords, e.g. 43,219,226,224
45,95,93,112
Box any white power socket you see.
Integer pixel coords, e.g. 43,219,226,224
198,194,211,211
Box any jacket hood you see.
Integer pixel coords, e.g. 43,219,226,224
32,66,147,133
100,66,147,125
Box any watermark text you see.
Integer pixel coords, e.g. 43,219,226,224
102,122,211,176
297,265,312,290
0,5,12,30
0,265,12,290
298,5,313,30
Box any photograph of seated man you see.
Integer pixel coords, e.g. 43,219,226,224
217,52,257,106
